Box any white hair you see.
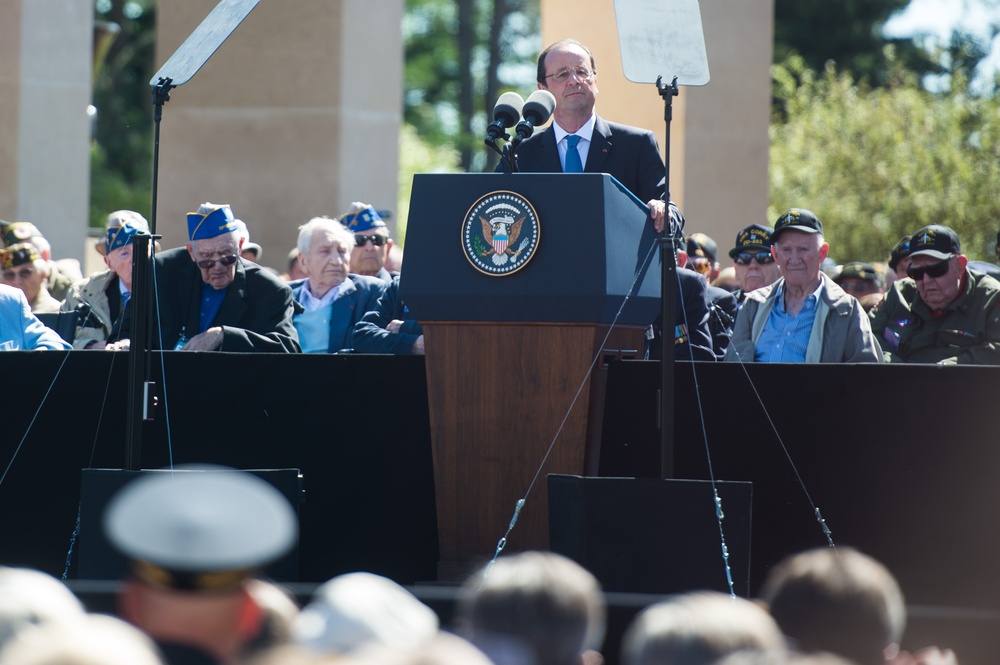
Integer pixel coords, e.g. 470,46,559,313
297,217,356,255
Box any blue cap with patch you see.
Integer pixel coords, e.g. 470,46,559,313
187,204,238,241
340,205,386,233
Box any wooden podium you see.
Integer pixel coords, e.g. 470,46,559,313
402,173,660,578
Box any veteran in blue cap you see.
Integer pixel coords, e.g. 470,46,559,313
870,224,1000,364
104,466,297,665
149,203,300,352
60,210,149,349
340,202,397,283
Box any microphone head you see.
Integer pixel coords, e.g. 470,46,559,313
493,92,524,128
522,90,556,125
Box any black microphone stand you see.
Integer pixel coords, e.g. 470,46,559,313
656,75,679,480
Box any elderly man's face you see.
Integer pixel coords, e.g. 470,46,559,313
188,234,241,291
772,231,828,291
838,277,880,298
350,229,391,277
302,229,350,297
105,243,134,289
733,250,781,293
909,254,967,311
2,261,44,304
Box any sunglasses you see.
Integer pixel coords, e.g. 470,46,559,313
688,257,714,275
733,251,774,266
906,259,951,281
195,254,239,270
355,234,387,247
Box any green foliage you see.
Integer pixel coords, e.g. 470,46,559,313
773,0,939,87
90,0,156,229
404,0,538,172
770,57,1000,263
396,124,462,247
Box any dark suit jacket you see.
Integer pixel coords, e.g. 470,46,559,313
352,276,423,355
497,115,666,204
289,274,386,353
707,285,739,360
153,247,300,353
646,268,716,361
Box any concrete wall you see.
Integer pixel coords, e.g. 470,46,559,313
541,0,774,258
0,0,92,263
155,0,403,267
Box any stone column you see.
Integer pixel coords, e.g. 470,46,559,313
0,0,92,263
155,0,403,268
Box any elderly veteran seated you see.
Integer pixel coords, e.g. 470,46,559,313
870,224,1000,364
151,203,300,352
340,203,397,283
104,467,298,665
1,243,60,314
289,217,386,353
834,261,885,312
0,220,82,301
728,223,780,303
0,284,70,350
60,211,149,349
725,208,882,364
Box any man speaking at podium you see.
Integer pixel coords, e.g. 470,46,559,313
498,39,676,234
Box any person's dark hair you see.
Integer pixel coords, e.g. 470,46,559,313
537,39,597,85
758,547,905,665
457,551,605,665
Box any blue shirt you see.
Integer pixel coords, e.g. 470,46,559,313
754,281,821,363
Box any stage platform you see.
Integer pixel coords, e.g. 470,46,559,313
2,352,998,661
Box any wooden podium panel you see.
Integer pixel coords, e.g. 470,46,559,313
425,322,643,578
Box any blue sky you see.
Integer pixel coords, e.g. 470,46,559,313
884,0,1000,88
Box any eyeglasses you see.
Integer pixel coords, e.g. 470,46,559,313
545,67,595,84
688,257,714,275
906,259,951,281
195,254,239,270
354,234,387,247
733,251,774,266
2,267,34,281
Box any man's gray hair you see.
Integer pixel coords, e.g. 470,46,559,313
297,217,356,255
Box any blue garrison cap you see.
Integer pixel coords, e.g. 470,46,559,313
340,206,386,233
187,205,239,241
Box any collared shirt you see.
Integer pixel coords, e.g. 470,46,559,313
754,280,823,362
553,112,597,172
299,280,343,311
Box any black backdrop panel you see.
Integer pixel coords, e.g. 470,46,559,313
600,360,1000,612
0,351,438,585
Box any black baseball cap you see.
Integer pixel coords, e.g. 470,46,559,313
728,224,774,258
908,225,961,260
772,208,823,240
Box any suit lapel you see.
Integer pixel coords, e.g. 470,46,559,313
586,115,612,173
326,278,358,352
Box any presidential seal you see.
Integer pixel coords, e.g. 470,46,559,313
461,191,540,276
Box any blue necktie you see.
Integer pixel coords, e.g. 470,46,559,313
564,134,583,173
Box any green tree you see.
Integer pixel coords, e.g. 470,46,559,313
773,0,939,87
91,0,157,229
770,56,1000,264
404,0,539,173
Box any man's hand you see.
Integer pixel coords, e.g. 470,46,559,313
387,319,405,333
647,199,667,233
182,327,224,351
105,339,130,351
412,335,425,355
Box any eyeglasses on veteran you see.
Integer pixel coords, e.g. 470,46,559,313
733,251,775,266
354,234,387,247
906,258,952,281
195,254,239,270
